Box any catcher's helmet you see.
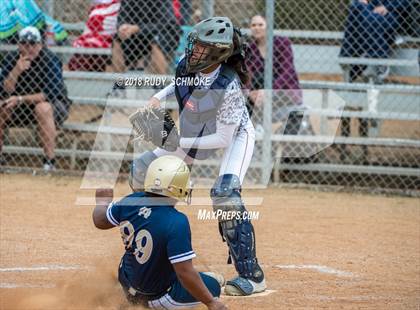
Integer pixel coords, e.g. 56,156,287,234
142,155,191,201
185,16,235,73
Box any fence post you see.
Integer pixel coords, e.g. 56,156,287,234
261,0,274,185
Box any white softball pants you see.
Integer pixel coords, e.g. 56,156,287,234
153,119,255,184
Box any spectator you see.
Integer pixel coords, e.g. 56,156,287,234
67,0,121,72
110,0,181,74
339,0,411,82
245,14,304,135
0,27,72,171
0,0,67,45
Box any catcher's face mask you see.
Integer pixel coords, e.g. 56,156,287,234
185,31,246,74
186,38,211,73
185,17,235,73
186,34,223,73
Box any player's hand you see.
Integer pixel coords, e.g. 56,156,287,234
4,96,19,110
358,0,369,5
147,97,161,109
206,299,228,310
15,55,32,73
373,5,388,16
118,24,140,41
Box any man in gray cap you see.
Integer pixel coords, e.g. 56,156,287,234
0,26,71,171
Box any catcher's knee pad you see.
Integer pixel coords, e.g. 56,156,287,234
210,174,264,282
210,174,244,213
129,151,157,192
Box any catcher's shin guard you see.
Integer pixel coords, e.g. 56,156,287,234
210,174,264,282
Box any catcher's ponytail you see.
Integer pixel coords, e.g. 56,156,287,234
225,28,249,86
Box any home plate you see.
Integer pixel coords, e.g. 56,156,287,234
222,289,276,298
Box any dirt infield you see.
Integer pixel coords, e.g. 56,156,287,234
0,173,419,309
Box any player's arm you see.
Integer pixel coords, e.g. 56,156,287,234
179,80,243,149
173,260,227,310
92,188,115,230
148,82,176,108
179,121,237,149
167,215,227,309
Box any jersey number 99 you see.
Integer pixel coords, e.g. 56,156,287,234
120,221,153,264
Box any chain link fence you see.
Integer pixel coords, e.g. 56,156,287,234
0,0,419,193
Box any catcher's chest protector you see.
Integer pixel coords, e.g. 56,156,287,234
175,58,237,159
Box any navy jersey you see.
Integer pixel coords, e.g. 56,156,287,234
106,192,196,295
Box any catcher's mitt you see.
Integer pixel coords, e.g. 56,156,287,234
129,107,179,152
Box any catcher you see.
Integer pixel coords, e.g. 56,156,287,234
129,17,266,296
93,155,227,310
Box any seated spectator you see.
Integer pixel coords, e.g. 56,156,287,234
67,0,121,72
0,27,72,171
339,0,411,82
0,0,67,45
245,14,304,136
110,0,181,74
